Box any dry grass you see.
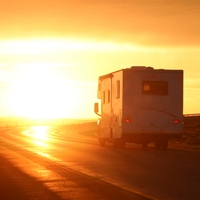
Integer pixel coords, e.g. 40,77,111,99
183,116,200,145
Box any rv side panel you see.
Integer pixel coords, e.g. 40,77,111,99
99,76,112,138
111,71,123,138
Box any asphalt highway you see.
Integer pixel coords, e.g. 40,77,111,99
0,125,200,200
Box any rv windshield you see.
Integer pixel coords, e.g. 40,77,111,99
142,81,168,95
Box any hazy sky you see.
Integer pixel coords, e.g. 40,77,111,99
0,0,200,118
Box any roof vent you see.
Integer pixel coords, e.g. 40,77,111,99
130,66,146,70
145,66,154,70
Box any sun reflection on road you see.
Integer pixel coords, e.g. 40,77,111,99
31,126,49,146
22,126,51,158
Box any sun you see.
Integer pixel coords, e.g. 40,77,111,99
7,63,80,119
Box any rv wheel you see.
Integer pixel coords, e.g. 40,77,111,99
161,139,168,150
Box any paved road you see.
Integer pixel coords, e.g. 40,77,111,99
0,153,62,200
0,126,200,200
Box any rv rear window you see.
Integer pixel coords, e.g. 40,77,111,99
142,81,168,95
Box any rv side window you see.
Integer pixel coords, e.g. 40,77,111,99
116,80,120,99
142,81,168,95
107,90,110,103
102,91,106,103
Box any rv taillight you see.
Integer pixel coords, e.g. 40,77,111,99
174,119,180,124
125,116,131,123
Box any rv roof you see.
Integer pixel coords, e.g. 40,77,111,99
99,66,154,80
98,67,183,80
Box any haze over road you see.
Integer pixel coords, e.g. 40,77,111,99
0,125,200,200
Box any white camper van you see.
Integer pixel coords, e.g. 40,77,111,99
94,66,184,149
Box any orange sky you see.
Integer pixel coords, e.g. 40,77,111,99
0,0,200,119
1,0,200,46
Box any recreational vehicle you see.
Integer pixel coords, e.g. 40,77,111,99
94,66,184,149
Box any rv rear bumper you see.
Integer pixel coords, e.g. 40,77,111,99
122,132,182,143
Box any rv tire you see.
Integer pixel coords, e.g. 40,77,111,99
161,139,168,150
154,138,168,150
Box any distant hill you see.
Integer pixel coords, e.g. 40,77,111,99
0,116,97,127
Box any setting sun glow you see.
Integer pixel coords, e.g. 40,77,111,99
0,0,200,120
6,63,82,119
